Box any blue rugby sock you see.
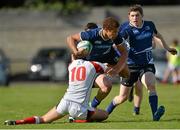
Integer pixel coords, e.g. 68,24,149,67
106,101,116,114
91,97,100,108
134,107,140,114
149,93,158,116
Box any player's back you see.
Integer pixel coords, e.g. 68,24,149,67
63,59,103,105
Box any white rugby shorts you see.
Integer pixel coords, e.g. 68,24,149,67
56,98,94,120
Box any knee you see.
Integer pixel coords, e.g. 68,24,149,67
103,80,112,93
101,84,112,93
146,82,156,92
97,75,112,93
114,94,128,105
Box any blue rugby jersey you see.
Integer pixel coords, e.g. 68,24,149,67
80,28,123,64
120,21,157,65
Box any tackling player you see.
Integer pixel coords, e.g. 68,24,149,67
4,48,109,125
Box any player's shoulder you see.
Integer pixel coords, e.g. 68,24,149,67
120,21,130,28
120,21,131,32
144,20,155,26
121,21,129,26
83,28,101,36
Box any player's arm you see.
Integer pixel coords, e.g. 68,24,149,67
67,33,87,59
153,32,177,55
107,43,128,77
67,33,80,56
114,43,128,72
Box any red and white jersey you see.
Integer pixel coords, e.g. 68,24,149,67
63,59,105,105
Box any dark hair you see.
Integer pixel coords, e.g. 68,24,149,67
128,4,143,16
103,17,119,30
84,22,98,31
172,39,179,46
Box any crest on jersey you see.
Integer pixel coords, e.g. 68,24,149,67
132,29,139,34
145,26,150,30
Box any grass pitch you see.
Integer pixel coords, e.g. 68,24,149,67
0,82,180,129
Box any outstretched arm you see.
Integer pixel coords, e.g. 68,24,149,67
154,32,177,55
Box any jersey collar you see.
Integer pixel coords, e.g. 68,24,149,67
129,20,144,29
99,29,110,41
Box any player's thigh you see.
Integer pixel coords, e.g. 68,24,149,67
141,72,156,91
134,79,143,93
95,74,112,91
119,84,132,97
69,103,93,120
42,98,70,122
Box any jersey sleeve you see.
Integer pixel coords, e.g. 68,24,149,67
80,31,90,41
150,21,158,34
119,22,129,39
90,61,105,73
113,33,123,45
80,29,97,41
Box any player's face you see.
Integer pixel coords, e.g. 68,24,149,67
105,28,119,39
128,11,143,27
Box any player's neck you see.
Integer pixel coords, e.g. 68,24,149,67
130,20,144,28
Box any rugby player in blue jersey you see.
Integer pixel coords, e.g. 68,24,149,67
67,17,129,109
106,5,177,121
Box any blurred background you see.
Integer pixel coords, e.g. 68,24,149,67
0,0,180,86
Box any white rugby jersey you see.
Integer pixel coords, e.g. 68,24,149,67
63,59,105,105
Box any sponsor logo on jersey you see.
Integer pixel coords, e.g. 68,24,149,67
136,32,151,40
94,41,102,44
132,29,139,35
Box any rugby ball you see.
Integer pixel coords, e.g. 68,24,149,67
77,40,93,54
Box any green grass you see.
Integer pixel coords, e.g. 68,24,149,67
0,82,180,129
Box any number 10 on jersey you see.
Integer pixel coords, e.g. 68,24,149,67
70,66,86,82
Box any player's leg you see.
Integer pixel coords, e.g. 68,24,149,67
41,107,64,123
162,64,171,83
106,85,131,114
128,85,134,102
91,74,112,108
178,67,180,83
87,109,109,122
141,71,165,121
133,79,143,115
172,68,179,84
4,106,64,125
106,70,138,114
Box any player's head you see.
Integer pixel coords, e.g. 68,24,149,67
102,17,119,39
84,22,98,31
128,4,143,27
172,39,179,46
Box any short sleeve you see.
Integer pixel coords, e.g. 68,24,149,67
80,29,98,41
113,33,123,45
150,21,158,34
119,22,129,39
80,31,91,41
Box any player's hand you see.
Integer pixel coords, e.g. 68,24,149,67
168,48,177,55
105,68,117,77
